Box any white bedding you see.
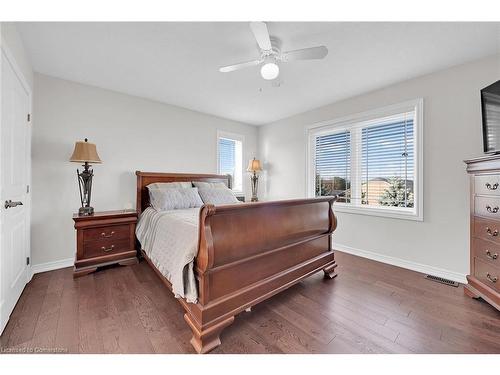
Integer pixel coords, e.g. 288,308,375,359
136,207,199,303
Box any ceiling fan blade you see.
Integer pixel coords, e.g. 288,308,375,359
282,46,328,61
219,59,262,73
250,22,272,51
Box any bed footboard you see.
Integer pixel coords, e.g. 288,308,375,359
183,197,337,353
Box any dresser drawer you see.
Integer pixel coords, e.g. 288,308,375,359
474,196,500,218
473,216,500,244
474,174,500,196
83,224,130,243
474,257,500,293
82,237,131,259
472,238,500,267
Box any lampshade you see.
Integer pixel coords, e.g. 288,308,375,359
247,158,263,172
69,138,102,163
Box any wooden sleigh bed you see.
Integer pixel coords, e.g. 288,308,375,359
135,171,338,353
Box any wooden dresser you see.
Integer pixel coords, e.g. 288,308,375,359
465,155,500,310
73,210,138,278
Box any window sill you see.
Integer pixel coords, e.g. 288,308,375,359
332,202,423,221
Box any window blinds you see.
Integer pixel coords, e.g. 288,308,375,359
315,131,351,202
314,111,415,210
218,137,236,178
361,115,414,208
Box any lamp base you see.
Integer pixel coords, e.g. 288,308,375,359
78,206,94,216
250,172,259,203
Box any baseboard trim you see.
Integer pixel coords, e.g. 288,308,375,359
30,258,74,278
335,243,467,284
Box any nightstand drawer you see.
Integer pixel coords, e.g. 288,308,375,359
82,237,131,259
73,209,138,277
83,224,130,243
474,257,500,293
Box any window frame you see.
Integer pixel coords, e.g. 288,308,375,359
306,99,423,221
217,130,245,195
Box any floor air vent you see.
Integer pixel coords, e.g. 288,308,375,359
425,274,459,287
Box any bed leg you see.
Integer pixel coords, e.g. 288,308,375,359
184,313,234,354
323,262,338,279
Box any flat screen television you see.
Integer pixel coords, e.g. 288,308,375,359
482,79,500,154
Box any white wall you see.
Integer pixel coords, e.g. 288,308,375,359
0,23,34,91
259,54,500,281
32,74,258,266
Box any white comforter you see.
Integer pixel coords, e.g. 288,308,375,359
136,207,199,303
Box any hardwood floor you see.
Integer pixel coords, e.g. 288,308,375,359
1,251,499,354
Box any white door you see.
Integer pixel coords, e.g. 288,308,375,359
0,47,31,334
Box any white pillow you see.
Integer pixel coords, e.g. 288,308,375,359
198,187,239,205
192,181,227,189
147,181,192,190
149,187,203,211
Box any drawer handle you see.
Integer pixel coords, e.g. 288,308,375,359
486,205,499,214
486,182,499,190
101,231,115,238
486,227,499,237
485,250,498,260
101,245,115,252
486,273,498,283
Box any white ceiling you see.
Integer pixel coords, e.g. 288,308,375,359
17,22,500,125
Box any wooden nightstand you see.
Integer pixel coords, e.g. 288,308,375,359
73,210,138,278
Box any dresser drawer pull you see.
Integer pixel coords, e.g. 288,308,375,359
486,273,498,283
101,231,115,238
486,205,499,214
486,182,499,190
485,250,499,260
486,227,499,237
101,245,115,252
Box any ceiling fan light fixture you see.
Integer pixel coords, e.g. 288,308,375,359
219,22,328,81
260,62,279,80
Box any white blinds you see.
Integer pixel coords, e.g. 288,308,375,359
361,114,414,208
315,131,351,202
314,111,415,210
218,137,236,177
218,136,243,192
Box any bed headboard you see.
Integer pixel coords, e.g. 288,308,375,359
135,171,232,214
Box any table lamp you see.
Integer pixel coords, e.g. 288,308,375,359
247,157,263,202
69,138,102,216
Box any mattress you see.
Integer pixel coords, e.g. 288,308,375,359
135,206,199,303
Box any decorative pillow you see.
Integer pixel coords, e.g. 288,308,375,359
197,187,239,205
147,181,192,190
192,181,227,189
149,187,203,211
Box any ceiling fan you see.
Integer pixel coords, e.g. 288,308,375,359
219,22,328,81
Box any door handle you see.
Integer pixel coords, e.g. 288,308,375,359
4,200,23,209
